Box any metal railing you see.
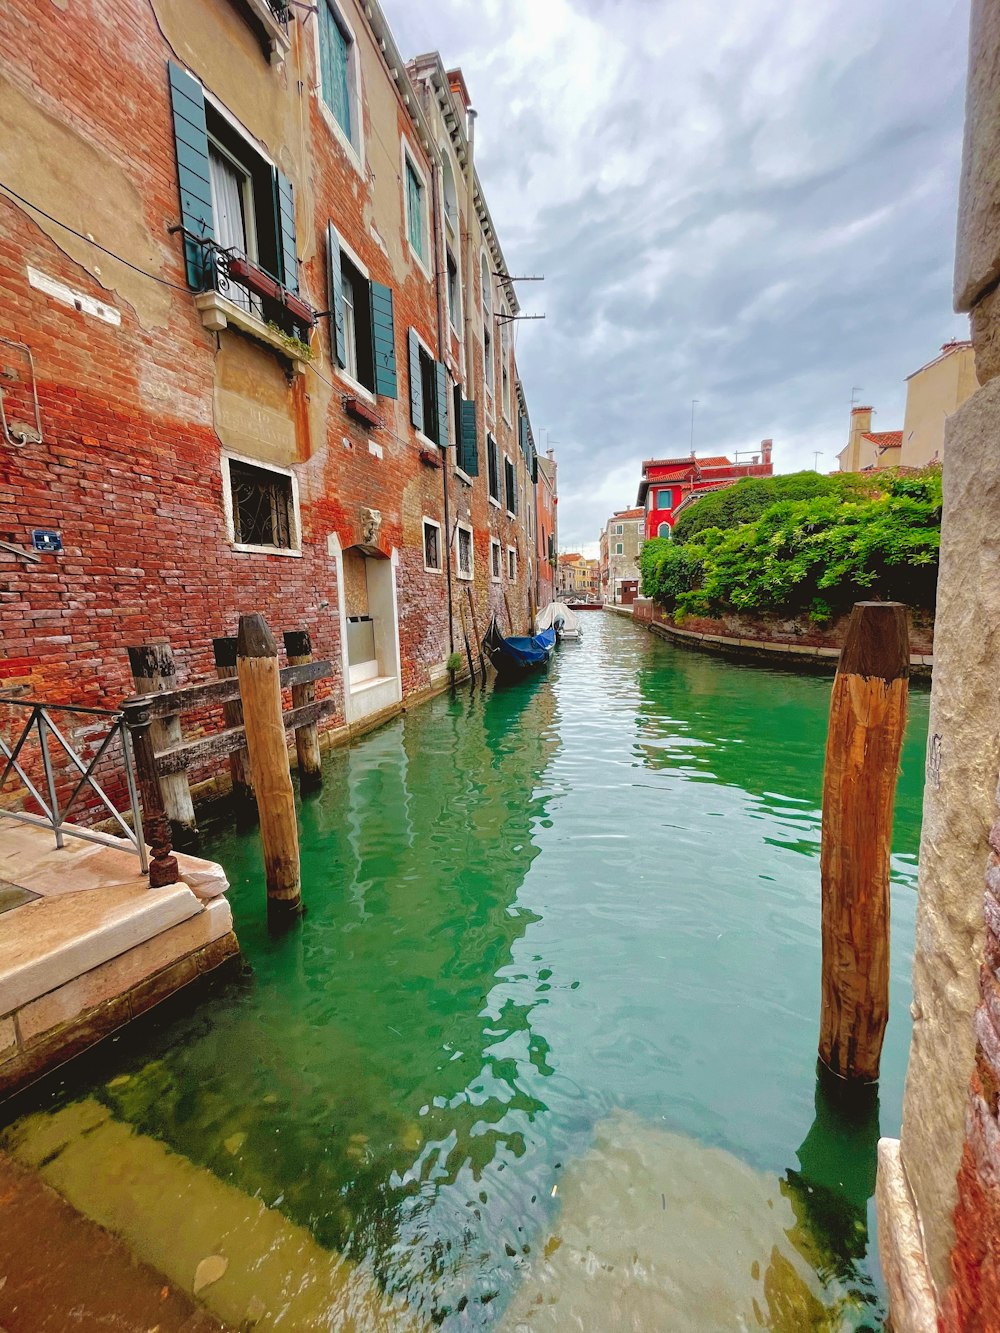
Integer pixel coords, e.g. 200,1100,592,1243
0,698,148,873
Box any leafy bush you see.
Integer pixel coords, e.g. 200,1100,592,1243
643,473,942,620
671,470,879,544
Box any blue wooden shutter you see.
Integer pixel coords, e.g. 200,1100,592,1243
459,398,479,475
531,447,539,484
408,329,423,431
326,222,346,368
519,414,529,459
369,282,397,397
167,62,213,289
434,362,449,448
319,1,352,140
273,168,298,292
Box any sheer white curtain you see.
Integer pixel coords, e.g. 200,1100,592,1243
209,145,252,313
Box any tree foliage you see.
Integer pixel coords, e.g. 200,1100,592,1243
671,470,880,544
641,472,942,622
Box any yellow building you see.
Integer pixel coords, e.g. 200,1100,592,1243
837,341,978,473
901,340,979,467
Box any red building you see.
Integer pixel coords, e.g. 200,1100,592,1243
636,441,774,539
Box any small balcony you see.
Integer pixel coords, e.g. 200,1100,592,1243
179,233,317,373
232,0,292,64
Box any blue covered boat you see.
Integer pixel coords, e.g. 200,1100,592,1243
482,615,556,680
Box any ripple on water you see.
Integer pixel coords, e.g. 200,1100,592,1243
1,614,928,1330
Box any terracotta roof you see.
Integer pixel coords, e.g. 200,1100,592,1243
643,455,732,472
862,431,903,451
612,508,644,520
561,552,583,563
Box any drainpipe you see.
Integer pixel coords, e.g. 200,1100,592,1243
429,151,455,656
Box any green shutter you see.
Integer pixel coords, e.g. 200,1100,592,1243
459,398,479,475
519,414,529,459
434,362,449,448
273,168,298,292
531,447,539,484
319,1,352,140
370,282,397,398
167,62,213,289
407,328,423,432
326,222,346,368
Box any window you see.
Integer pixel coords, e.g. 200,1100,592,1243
446,249,461,333
500,309,510,419
204,104,285,306
481,254,493,398
404,151,428,268
507,546,517,581
504,455,517,515
442,153,458,234
224,456,299,553
318,1,358,154
328,225,397,399
657,522,670,538
490,538,502,582
487,433,500,505
423,518,442,572
615,542,624,555
456,522,473,580
657,488,674,507
419,348,438,442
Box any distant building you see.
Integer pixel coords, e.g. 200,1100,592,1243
599,508,644,604
535,451,558,607
837,341,978,472
636,442,774,540
556,553,599,601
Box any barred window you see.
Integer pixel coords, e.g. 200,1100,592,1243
228,460,295,549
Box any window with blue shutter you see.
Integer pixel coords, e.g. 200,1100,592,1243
408,328,423,433
504,456,517,515
370,283,397,398
433,362,449,449
319,2,356,148
487,434,500,503
273,169,298,293
405,158,426,263
168,62,213,288
327,222,346,368
458,398,479,476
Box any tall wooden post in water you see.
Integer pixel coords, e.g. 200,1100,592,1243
236,613,301,921
212,635,254,806
819,601,909,1082
282,629,322,790
127,641,196,836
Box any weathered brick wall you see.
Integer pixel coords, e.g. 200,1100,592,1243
1,0,543,823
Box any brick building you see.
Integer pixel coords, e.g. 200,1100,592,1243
0,0,550,752
535,450,558,607
599,507,644,604
636,442,774,540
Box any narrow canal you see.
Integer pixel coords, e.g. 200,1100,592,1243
3,614,929,1331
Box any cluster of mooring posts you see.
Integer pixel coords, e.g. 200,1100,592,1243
819,601,910,1088
123,614,331,925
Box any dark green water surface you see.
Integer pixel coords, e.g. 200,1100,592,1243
8,615,930,1328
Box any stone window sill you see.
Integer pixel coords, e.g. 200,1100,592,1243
194,292,310,374
238,0,291,63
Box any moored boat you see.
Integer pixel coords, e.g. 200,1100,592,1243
536,601,582,640
482,615,556,680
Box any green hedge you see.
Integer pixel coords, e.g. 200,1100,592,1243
640,473,942,623
670,470,879,544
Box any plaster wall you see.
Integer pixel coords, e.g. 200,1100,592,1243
899,377,1000,1293
901,347,980,469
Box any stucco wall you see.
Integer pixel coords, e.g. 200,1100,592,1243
899,377,1000,1294
901,347,979,469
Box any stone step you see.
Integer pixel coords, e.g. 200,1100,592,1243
4,1098,425,1331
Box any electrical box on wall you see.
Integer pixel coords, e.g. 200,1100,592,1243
31,529,62,553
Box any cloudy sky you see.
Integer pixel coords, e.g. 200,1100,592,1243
390,0,971,551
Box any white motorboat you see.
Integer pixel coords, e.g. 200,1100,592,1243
535,601,582,640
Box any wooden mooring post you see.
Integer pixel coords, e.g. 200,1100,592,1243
282,630,323,790
819,601,909,1083
121,699,180,888
212,635,254,806
236,614,302,921
127,641,197,836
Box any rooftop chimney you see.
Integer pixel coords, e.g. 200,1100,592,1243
447,67,472,112
760,438,773,466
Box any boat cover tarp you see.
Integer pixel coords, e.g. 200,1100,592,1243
535,602,581,634
500,627,556,666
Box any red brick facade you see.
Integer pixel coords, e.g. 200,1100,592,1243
0,0,551,795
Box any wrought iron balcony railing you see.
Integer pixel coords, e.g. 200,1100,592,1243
171,229,316,338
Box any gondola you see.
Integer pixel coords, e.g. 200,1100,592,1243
482,614,556,680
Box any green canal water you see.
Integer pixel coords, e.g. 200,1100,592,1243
4,615,930,1329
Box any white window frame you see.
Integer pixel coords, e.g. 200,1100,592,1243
455,520,474,581
615,542,624,555
446,244,462,337
402,139,431,279
333,233,377,403
490,537,503,583
312,0,365,178
411,325,440,450
440,145,460,239
504,451,516,518
613,523,623,535
487,433,501,509
506,545,517,582
422,516,443,573
221,451,302,557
